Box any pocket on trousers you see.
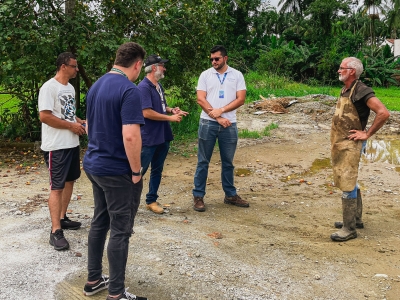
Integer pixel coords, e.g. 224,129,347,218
112,213,133,236
198,120,210,140
133,177,143,186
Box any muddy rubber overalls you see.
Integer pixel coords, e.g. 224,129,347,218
331,81,363,192
330,81,362,241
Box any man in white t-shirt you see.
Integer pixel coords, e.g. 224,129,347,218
192,45,249,212
38,52,86,251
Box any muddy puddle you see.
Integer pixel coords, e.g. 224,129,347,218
279,136,400,181
235,168,252,177
281,157,331,182
363,136,400,165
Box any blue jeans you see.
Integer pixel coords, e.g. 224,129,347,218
193,119,238,197
86,173,143,296
342,141,367,199
141,141,170,204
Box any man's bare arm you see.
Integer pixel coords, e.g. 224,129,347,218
122,123,142,183
143,108,182,122
197,90,213,114
39,110,85,135
208,90,246,119
348,97,390,141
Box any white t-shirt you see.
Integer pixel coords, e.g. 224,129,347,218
197,66,246,123
38,78,79,151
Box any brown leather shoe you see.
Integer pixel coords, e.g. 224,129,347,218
146,202,164,214
193,196,205,212
224,195,249,207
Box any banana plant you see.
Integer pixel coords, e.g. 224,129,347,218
358,46,400,87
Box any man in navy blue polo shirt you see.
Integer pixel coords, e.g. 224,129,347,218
138,54,188,214
83,42,147,300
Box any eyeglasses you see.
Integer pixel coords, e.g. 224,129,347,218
338,67,353,70
65,64,78,69
210,57,223,62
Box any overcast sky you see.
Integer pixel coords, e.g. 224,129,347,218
270,0,280,7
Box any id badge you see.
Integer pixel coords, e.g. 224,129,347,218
219,90,224,99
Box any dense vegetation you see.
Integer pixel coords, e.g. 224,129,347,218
1,0,400,141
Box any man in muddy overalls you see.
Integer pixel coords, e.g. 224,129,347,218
330,57,390,242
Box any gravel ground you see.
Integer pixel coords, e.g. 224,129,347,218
1,98,400,300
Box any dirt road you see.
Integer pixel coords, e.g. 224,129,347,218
1,97,400,299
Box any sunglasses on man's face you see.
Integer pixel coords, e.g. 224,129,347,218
210,57,223,62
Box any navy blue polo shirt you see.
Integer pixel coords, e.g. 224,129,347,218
137,77,173,147
84,73,145,176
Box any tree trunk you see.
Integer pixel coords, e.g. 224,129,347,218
65,0,80,113
65,0,75,16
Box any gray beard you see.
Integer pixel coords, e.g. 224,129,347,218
339,74,349,82
155,70,164,81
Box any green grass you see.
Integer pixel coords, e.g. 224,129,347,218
373,87,400,111
238,129,262,139
238,123,279,139
262,123,279,136
244,72,341,102
0,93,19,113
244,71,400,111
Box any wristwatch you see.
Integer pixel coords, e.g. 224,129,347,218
132,167,143,176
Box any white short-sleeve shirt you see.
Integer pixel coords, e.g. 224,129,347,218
38,78,79,151
196,66,246,123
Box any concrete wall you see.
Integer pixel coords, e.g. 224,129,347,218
395,39,400,57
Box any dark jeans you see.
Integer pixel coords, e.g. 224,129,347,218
86,173,143,296
141,141,170,204
193,119,238,197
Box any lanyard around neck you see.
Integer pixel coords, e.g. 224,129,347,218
156,84,162,95
111,68,128,78
217,73,227,85
156,84,164,101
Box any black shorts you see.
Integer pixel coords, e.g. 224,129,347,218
43,146,81,190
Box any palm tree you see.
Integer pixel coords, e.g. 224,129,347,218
278,0,302,14
386,0,400,38
359,0,384,46
278,0,313,16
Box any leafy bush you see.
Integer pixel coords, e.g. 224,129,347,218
359,46,400,87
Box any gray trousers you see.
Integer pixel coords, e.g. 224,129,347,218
86,173,143,295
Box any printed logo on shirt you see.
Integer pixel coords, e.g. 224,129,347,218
59,93,76,121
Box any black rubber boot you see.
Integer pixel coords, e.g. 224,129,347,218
331,197,357,242
334,189,364,229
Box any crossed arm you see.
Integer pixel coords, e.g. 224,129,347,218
39,110,86,136
196,90,246,128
